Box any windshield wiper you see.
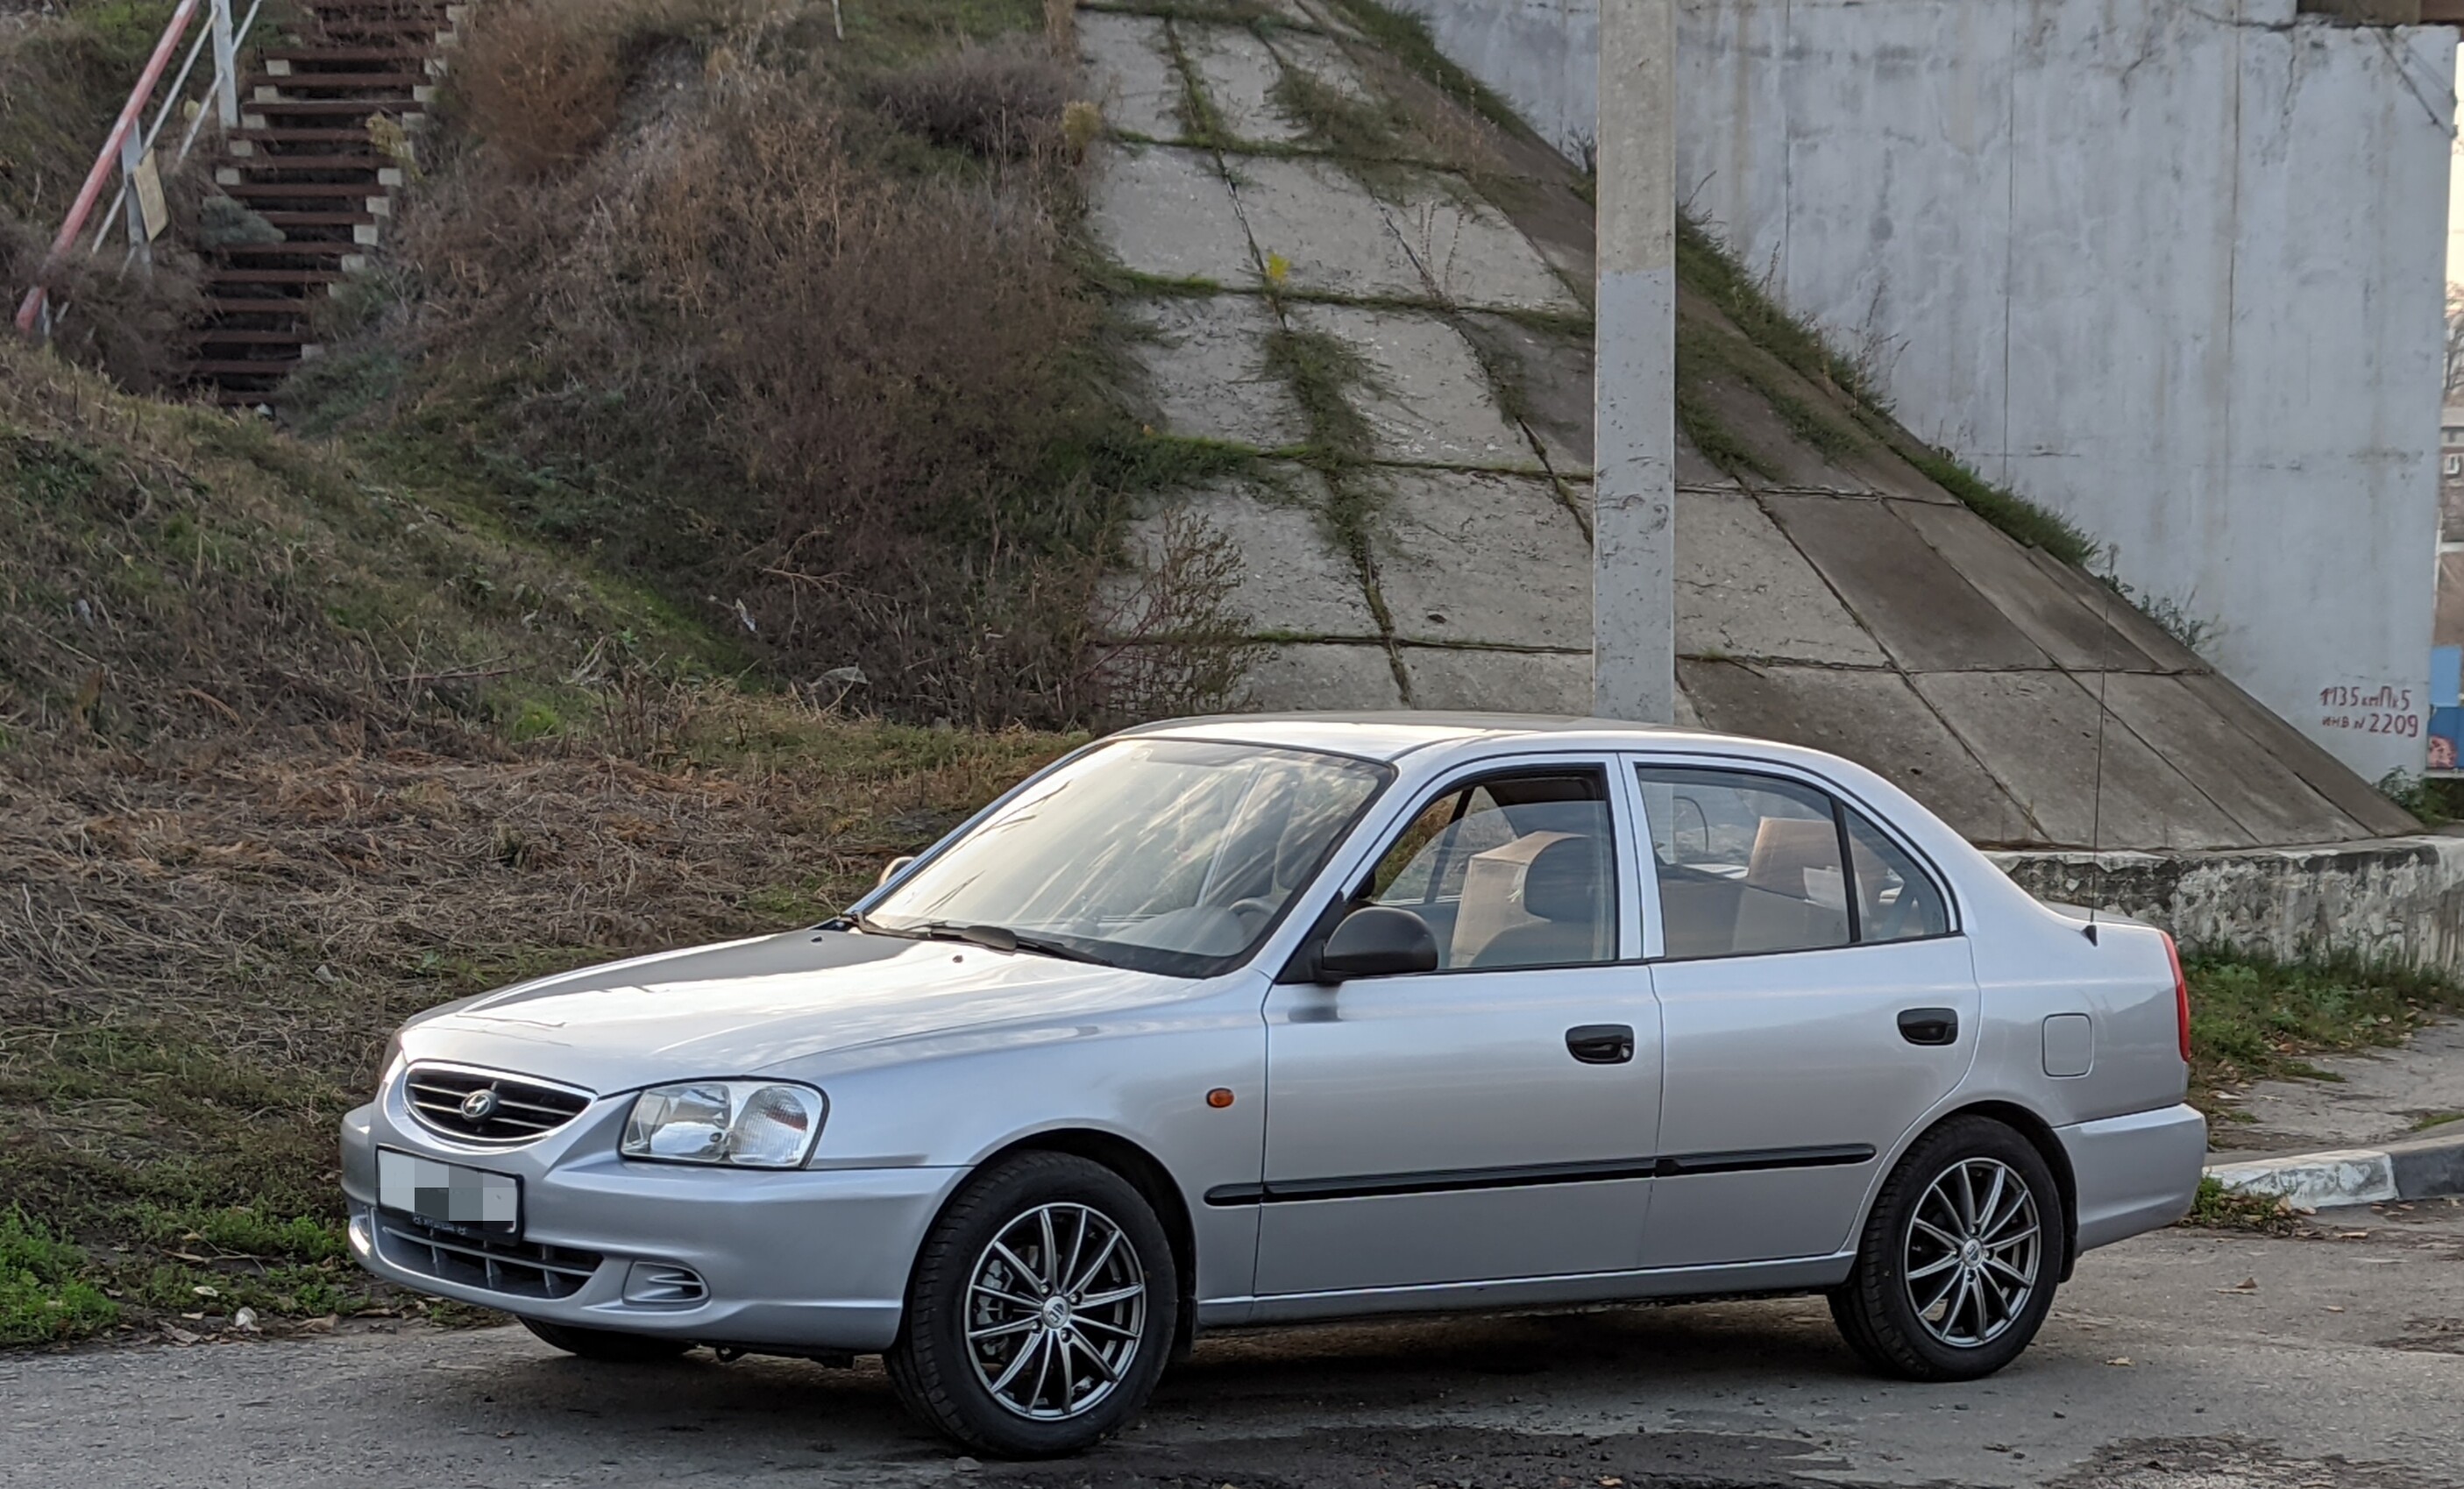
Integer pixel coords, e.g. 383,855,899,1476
870,918,1112,967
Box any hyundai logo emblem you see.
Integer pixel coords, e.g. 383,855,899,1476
460,1088,501,1122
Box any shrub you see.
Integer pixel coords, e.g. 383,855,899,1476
863,39,1069,159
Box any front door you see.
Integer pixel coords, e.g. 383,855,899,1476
1632,762,1979,1269
1253,762,1664,1297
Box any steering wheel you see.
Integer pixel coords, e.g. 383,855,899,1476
1228,897,1277,925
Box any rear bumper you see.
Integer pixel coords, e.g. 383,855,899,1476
2056,1103,2208,1253
342,1102,960,1353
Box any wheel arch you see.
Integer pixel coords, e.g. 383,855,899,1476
923,1128,1201,1360
1908,1101,2081,1282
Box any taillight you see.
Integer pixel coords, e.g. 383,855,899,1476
2163,932,2191,1065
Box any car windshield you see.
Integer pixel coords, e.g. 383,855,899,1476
864,738,1390,977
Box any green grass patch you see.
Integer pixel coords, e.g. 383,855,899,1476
2411,1111,2464,1133
0,1210,120,1346
1312,0,1525,138
1268,64,1413,160
2181,1176,2296,1235
2188,954,2464,1108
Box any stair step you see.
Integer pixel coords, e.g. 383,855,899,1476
219,241,365,258
219,181,389,198
201,296,316,315
301,20,449,34
195,327,316,344
249,71,427,90
219,156,391,174
252,210,380,226
203,267,348,284
245,99,423,117
228,128,388,144
190,359,305,376
257,46,434,61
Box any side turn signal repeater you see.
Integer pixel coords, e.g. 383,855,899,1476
1205,1088,1235,1109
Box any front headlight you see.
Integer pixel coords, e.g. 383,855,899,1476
620,1081,827,1169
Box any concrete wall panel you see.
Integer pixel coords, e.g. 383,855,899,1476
1372,0,2454,781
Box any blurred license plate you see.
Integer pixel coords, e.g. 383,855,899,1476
378,1148,520,1237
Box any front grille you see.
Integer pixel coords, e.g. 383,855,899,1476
376,1211,604,1300
404,1064,593,1145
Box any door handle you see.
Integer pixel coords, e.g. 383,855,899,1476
1898,1008,1960,1046
1566,1025,1635,1065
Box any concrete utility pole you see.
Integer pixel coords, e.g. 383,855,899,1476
1592,0,1678,723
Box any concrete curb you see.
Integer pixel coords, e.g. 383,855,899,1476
2205,1131,2464,1210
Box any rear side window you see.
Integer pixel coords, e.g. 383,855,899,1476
1637,767,1950,959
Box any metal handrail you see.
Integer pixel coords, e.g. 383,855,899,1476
13,0,252,338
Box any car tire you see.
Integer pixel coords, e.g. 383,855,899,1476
1828,1116,2062,1382
520,1316,694,1362
886,1151,1179,1458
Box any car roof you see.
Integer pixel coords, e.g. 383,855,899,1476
1121,711,1730,764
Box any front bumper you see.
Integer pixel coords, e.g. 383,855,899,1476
342,1098,962,1353
2057,1102,2209,1253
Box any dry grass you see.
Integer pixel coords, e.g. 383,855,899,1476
863,38,1070,158
377,0,1260,728
0,338,1074,1338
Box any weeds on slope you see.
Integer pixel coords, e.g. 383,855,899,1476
0,340,1075,1344
295,0,1257,730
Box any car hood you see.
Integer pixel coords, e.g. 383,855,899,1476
402,929,1195,1094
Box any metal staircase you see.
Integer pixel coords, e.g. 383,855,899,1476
12,0,461,407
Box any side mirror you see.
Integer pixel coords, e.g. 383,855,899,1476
1317,905,1438,983
877,854,916,889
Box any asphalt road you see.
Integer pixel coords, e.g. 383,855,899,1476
7,1205,2464,1489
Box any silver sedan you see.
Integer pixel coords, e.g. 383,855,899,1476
342,714,2206,1456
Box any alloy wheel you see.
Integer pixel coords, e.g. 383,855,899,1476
964,1201,1147,1421
1902,1156,2041,1348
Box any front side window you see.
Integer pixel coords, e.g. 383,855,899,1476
1640,767,1953,959
869,739,1388,976
1361,770,1617,970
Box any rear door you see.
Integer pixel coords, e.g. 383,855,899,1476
1631,761,1978,1268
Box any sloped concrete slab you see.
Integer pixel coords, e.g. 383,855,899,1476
1676,488,1884,666
1089,144,1255,285
1078,11,1186,141
1225,154,1426,300
1913,670,2256,851
1686,370,1878,495
1890,500,2159,673
1179,23,1306,145
1382,181,1584,315
2019,546,2209,676
1260,28,1374,103
1123,294,1305,449
1246,642,1402,709
2178,670,2423,839
1116,469,1376,638
2098,672,2369,847
1459,310,1594,476
1288,302,1537,469
1679,660,2041,847
1403,647,1590,713
1762,493,2050,672
1674,432,1739,492
1374,470,1590,649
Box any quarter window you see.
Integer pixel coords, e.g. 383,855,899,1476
1638,767,1949,959
1844,808,1952,942
1361,771,1617,970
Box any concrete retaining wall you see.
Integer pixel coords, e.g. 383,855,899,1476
1382,0,2454,783
1994,836,2464,975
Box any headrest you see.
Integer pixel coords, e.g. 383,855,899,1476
1520,835,1601,923
1746,817,1837,897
